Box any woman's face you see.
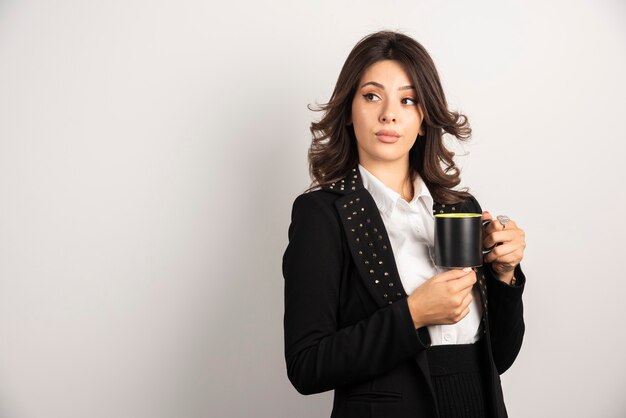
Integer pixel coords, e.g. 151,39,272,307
350,60,424,167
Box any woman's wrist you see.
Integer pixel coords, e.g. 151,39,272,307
407,297,425,329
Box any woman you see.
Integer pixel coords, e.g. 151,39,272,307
283,31,526,418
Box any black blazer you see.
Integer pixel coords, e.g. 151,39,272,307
283,165,525,418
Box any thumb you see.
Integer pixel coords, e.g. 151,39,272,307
433,267,473,282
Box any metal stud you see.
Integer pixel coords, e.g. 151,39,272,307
378,261,383,265
397,292,402,297
378,235,382,240
358,250,362,255
375,279,379,284
361,207,365,211
452,206,456,211
369,269,374,274
373,228,378,232
343,204,347,208
383,293,388,298
352,211,357,215
356,198,360,202
352,187,355,190
372,253,377,258
364,260,369,265
347,216,352,220
382,245,387,250
364,232,369,237
355,238,360,242
369,242,373,247
388,301,393,305
384,272,389,276
366,218,371,223
388,282,393,287
440,210,444,213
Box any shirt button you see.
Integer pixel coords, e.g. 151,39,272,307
444,334,451,342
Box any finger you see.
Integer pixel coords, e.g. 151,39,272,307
447,271,477,293
483,230,518,248
486,248,524,266
484,242,518,263
484,229,525,253
454,296,473,322
481,211,493,222
483,220,506,236
488,241,519,257
457,307,471,323
501,219,518,230
460,290,474,310
485,218,519,235
433,268,473,282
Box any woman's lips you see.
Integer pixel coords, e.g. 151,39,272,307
375,130,400,143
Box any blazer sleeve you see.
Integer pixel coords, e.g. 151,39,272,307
467,195,526,374
283,193,428,395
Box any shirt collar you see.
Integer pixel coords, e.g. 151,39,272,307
358,164,434,217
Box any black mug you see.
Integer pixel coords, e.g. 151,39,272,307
434,213,495,268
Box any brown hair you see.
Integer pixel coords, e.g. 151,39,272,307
306,30,472,204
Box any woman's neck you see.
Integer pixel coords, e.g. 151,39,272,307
360,159,414,202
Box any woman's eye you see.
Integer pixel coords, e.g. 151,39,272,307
363,93,380,101
402,98,417,105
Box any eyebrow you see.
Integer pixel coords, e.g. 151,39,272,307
360,81,416,91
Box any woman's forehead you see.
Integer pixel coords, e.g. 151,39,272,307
358,60,414,88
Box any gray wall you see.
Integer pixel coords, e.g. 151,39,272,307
1,0,625,417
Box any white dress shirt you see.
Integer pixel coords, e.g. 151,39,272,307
358,164,482,345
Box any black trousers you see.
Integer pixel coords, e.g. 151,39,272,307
427,338,490,418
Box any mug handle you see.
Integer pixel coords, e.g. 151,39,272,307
481,219,497,254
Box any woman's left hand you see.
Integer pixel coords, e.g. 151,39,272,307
481,211,526,284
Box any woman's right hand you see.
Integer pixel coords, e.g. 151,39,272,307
407,268,477,329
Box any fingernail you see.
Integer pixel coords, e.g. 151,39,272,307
462,267,471,272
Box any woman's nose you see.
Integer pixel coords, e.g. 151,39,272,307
379,102,397,123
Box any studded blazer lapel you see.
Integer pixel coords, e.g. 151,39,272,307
322,167,406,309
335,189,407,308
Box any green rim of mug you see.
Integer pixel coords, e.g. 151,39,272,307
434,213,482,218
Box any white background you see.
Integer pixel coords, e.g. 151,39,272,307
1,1,625,417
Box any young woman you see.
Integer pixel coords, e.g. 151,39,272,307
283,31,526,418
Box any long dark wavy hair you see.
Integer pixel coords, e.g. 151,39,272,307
306,30,472,204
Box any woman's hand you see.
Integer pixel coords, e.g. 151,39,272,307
481,211,526,284
407,268,476,329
